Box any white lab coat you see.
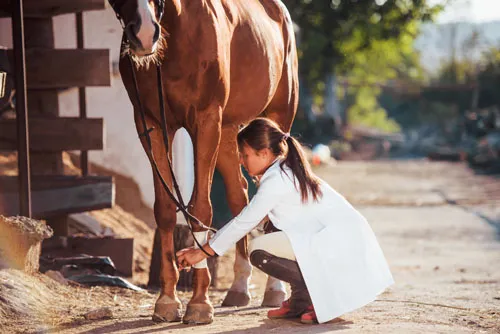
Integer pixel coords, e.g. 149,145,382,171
209,159,394,323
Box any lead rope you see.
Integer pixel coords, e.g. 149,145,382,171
127,55,216,258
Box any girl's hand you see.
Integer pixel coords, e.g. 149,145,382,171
176,247,207,271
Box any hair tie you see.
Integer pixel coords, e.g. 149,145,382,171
283,132,290,140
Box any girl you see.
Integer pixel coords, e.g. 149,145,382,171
176,118,394,324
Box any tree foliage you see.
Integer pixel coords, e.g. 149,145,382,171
284,0,441,83
282,0,443,132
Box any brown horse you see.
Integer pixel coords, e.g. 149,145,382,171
111,0,298,324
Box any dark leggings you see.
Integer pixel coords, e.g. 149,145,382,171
250,249,312,309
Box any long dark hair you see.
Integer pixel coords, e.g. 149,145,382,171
237,118,323,203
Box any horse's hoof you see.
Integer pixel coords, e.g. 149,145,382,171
182,303,214,324
261,290,286,307
221,290,251,307
152,302,182,322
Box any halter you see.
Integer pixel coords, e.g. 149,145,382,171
108,0,165,26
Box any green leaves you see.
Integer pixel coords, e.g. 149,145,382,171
282,0,441,131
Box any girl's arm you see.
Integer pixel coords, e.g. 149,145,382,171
208,173,285,256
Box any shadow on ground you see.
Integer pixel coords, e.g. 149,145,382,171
57,306,354,334
432,188,500,239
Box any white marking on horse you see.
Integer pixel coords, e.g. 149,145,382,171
265,275,286,293
172,128,195,203
192,231,208,269
230,250,252,292
136,0,157,52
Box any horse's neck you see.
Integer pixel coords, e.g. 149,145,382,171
163,0,217,31
162,0,182,32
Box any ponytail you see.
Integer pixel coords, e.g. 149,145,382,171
237,117,323,203
282,136,323,203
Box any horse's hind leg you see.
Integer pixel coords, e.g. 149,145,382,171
261,29,299,307
216,126,252,307
260,84,296,307
263,70,297,133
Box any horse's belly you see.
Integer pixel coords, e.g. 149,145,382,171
223,22,285,125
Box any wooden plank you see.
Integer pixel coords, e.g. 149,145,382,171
0,175,115,217
0,0,107,18
42,237,134,276
8,49,111,88
0,175,113,191
69,237,134,276
0,117,105,151
47,216,70,237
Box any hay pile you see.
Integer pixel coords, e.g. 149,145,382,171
0,269,71,329
0,216,53,273
0,215,53,243
0,268,155,332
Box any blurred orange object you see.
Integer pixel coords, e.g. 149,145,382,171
312,155,321,166
311,144,331,165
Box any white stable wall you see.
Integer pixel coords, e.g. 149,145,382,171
0,8,155,210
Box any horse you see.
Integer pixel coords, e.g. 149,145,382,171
109,0,299,324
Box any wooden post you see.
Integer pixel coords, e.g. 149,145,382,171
11,0,32,217
76,12,90,176
23,17,63,233
24,17,63,175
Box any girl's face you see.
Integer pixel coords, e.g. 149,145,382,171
239,143,276,177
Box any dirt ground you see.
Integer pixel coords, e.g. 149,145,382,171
2,159,500,333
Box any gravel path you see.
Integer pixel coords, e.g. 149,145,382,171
3,160,499,333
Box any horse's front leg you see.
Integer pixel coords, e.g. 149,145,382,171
182,107,222,324
134,114,182,322
152,185,182,322
120,53,183,323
